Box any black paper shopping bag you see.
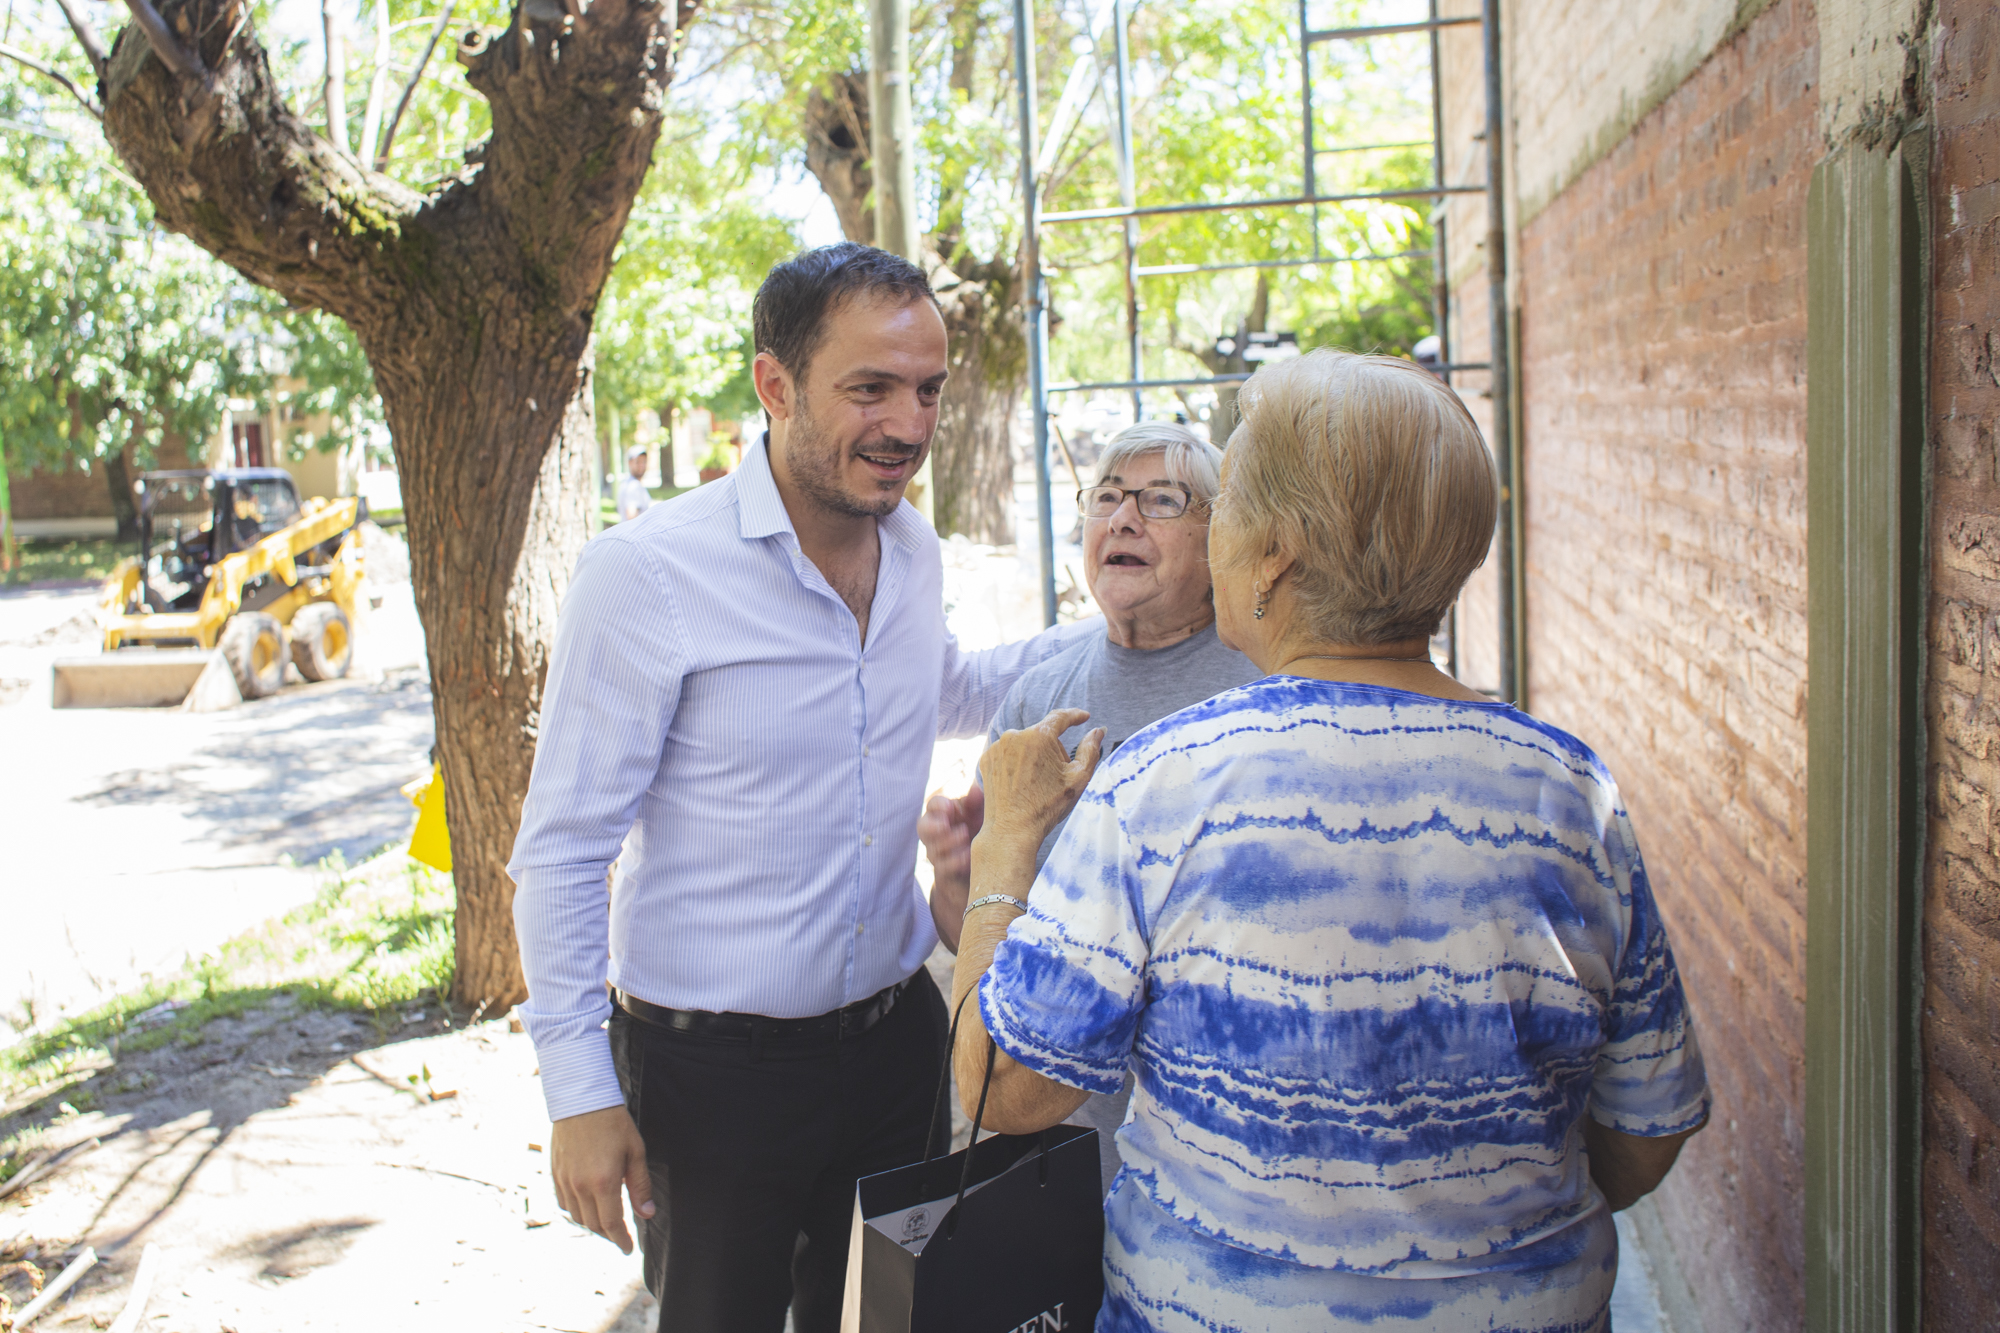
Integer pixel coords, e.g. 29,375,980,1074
839,1007,1106,1333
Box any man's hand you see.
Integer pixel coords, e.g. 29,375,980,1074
978,708,1105,851
921,784,984,951
551,1105,655,1254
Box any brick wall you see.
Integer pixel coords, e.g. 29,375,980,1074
1512,2,1819,1328
1922,0,2000,1322
7,436,202,522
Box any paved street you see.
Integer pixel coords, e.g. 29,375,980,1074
0,572,434,1034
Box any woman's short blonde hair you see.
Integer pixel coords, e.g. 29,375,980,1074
1213,348,1498,644
1093,421,1225,505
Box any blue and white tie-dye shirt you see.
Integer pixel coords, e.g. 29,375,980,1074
980,676,1709,1277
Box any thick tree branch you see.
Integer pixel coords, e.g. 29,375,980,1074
376,0,456,170
52,0,109,79
0,41,102,118
119,0,204,78
803,72,872,242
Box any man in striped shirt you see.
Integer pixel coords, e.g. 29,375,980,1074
508,243,1088,1332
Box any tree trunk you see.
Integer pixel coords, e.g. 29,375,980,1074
1184,273,1269,445
103,446,139,545
96,0,691,1009
930,262,1022,543
802,73,1017,543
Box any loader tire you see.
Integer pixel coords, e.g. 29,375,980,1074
290,603,353,682
221,612,288,699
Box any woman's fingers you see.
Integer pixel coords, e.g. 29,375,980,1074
1068,727,1107,790
1033,707,1092,738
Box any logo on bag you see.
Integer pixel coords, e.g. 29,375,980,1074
900,1208,930,1244
1006,1304,1066,1333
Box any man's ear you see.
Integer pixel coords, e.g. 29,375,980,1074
751,351,796,421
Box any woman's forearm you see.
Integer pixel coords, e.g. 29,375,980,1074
949,828,1090,1133
1583,1115,1705,1211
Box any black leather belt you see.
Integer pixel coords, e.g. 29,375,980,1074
612,975,913,1045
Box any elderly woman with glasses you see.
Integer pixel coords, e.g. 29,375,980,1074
948,350,1710,1332
921,420,1260,1192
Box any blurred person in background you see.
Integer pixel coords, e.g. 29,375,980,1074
616,446,654,522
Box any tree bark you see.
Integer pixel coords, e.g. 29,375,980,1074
1179,273,1268,445
96,0,691,1009
103,446,139,545
803,73,1017,543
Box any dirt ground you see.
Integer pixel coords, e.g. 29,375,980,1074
0,996,656,1332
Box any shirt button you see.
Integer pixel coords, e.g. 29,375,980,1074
856,923,866,936
863,834,874,846
863,745,871,757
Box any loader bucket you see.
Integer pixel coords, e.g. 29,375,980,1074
50,649,241,710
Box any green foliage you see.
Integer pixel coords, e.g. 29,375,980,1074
0,16,384,477
0,65,241,473
0,536,121,585
1034,0,1439,402
590,137,799,434
688,0,1438,429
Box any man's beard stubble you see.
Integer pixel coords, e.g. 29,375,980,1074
786,393,925,521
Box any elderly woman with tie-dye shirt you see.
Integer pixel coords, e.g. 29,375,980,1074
949,349,1710,1333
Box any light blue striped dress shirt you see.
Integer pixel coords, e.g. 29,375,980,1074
509,437,1088,1122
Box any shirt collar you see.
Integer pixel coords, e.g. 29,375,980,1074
736,431,932,553
735,433,795,542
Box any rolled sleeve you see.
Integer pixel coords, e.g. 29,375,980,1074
509,534,687,1123
978,779,1146,1096
1586,814,1712,1137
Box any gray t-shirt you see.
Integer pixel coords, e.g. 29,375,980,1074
984,622,1260,1193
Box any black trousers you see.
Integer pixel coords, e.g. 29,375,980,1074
609,969,950,1333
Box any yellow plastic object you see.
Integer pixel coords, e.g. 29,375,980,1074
405,763,453,873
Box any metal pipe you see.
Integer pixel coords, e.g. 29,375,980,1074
1299,0,1316,203
1040,183,1483,224
1050,374,1252,393
1135,249,1429,277
1427,0,1450,388
1111,0,1142,420
1481,0,1518,704
1013,0,1058,627
1305,15,1480,42
1047,363,1491,394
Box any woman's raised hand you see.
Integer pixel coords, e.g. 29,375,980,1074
978,708,1106,850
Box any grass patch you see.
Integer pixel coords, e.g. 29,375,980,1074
368,507,404,529
0,847,457,1110
1,536,126,586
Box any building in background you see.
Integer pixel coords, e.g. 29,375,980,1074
6,383,370,539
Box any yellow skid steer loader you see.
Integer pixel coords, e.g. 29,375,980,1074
51,469,367,708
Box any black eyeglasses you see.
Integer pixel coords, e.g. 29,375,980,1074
1076,484,1194,520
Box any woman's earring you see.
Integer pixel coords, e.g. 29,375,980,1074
1253,588,1267,621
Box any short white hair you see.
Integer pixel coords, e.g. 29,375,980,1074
1092,421,1224,503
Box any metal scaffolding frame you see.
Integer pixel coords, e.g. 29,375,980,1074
1011,0,1517,700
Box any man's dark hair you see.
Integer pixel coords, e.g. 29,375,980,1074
752,242,938,385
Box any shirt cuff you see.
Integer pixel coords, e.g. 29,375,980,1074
523,1020,627,1123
